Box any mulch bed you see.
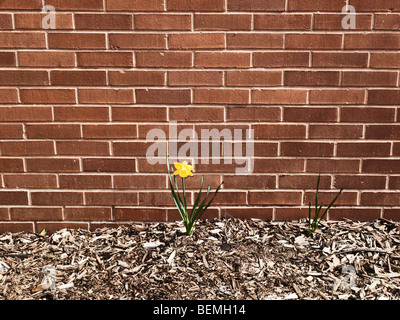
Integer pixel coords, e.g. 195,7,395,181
0,218,399,300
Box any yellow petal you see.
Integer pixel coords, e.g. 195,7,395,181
174,162,182,170
173,169,180,176
180,170,189,178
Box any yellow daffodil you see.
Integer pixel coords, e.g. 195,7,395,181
173,161,193,178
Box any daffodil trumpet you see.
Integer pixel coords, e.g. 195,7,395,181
167,156,223,236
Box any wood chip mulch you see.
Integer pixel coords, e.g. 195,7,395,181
0,218,399,300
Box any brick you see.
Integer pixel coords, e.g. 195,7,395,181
136,51,192,68
370,53,400,68
20,89,76,104
229,0,285,11
0,32,46,48
253,124,306,139
286,34,342,49
114,208,166,221
281,142,334,157
0,89,18,103
198,191,247,206
109,34,166,49
255,14,312,30
168,0,225,11
15,13,73,29
250,191,302,205
107,0,164,11
56,141,110,155
0,159,24,172
394,143,400,156
86,192,138,205
389,177,400,189
0,223,33,233
59,175,112,189
341,108,395,123
77,52,133,67
78,89,133,104
4,174,57,189
0,208,9,220
335,175,386,190
337,143,391,157
136,89,191,105
384,209,400,221
361,192,400,206
64,207,112,221
363,160,400,174
309,89,365,105
0,14,13,29
82,158,136,173
368,90,400,105
195,14,251,30
275,208,308,221
0,70,49,86
345,33,400,50
32,192,84,205
10,208,63,221
112,107,167,122
307,159,360,173
169,33,225,49
26,158,80,173
305,191,357,206
284,71,340,87
342,71,398,87
51,71,107,86
168,71,223,87
0,107,52,121
1,141,55,155
18,51,75,67
253,159,304,173
75,14,133,30
309,125,363,139
174,175,222,190
0,191,28,205
252,89,307,105
223,175,275,189
227,33,283,49
288,0,346,11
83,125,137,139
194,52,250,68
254,142,279,157
253,52,310,68
46,0,104,11
54,106,110,122
194,89,249,105
279,174,331,189
110,71,165,86
139,191,181,206
226,106,281,122
49,33,106,49
348,0,400,12
114,175,166,189
0,0,42,9
312,52,368,68
226,71,282,87
222,208,273,220
65,207,112,221
0,124,23,139
284,107,338,122
113,142,155,156
0,52,16,66
373,14,400,30
26,124,81,139
135,14,191,30
329,209,381,221
365,125,400,139
169,106,224,122
314,14,372,30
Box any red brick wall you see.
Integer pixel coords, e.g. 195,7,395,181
0,0,399,233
